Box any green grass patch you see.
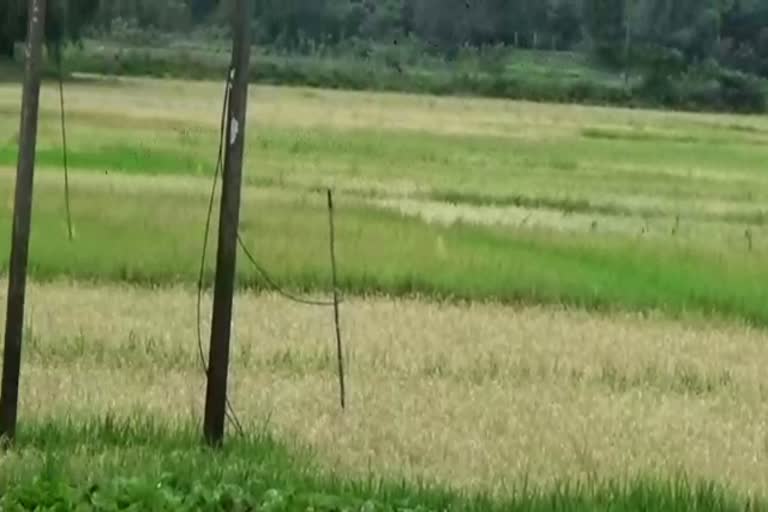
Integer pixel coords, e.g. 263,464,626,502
3,78,768,321
5,131,768,226
579,127,762,145
7,115,768,221
3,174,768,326
4,75,768,219
0,416,760,511
0,144,211,177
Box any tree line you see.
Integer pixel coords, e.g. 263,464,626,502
2,1,767,112
3,1,768,74
89,1,768,77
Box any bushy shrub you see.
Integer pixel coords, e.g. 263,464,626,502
632,45,767,113
57,43,767,114
717,69,767,112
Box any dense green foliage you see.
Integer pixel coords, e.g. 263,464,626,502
75,0,768,77
59,47,645,109
3,0,768,111
0,0,99,58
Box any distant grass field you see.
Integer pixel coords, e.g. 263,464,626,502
3,78,768,324
3,76,768,219
3,172,768,327
3,76,768,508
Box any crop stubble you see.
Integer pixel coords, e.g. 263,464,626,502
1,279,766,494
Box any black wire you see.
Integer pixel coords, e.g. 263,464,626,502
236,234,337,307
55,47,73,241
196,80,228,375
200,81,336,310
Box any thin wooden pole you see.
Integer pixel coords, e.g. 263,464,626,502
1,0,48,445
327,189,346,410
203,0,251,447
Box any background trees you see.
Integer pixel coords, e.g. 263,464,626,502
1,0,99,58
2,0,768,86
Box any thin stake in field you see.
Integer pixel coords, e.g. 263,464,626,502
327,189,346,409
1,0,47,444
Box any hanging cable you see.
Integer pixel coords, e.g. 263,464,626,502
55,46,74,241
236,234,337,307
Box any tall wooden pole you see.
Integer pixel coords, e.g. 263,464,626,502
204,0,251,446
0,0,47,445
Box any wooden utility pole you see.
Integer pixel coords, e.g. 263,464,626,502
203,0,252,446
0,0,47,445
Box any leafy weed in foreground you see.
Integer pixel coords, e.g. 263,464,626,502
0,417,761,511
